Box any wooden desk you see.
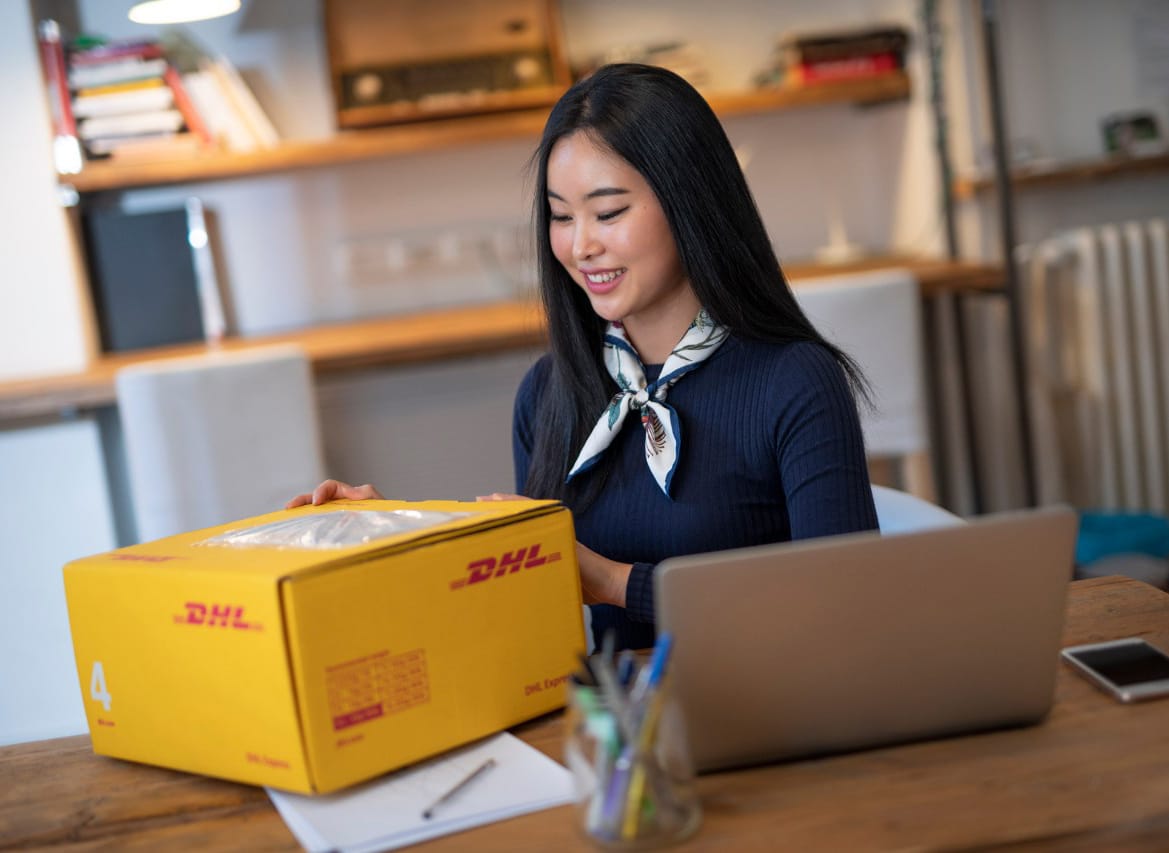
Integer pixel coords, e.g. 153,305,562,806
0,257,1001,422
3,576,1168,851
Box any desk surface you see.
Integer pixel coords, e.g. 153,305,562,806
3,575,1169,851
0,257,1001,421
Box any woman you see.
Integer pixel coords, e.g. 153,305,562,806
290,64,878,650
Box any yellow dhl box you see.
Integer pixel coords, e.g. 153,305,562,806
63,499,585,794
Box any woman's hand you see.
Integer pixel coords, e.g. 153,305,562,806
475,492,532,501
576,541,632,608
285,479,384,509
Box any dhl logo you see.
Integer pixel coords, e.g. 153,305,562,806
173,602,263,631
449,543,560,591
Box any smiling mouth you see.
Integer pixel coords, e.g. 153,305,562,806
583,268,627,293
585,269,625,284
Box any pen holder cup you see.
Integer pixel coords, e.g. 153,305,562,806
565,681,702,849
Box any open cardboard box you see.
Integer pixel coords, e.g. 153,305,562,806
63,499,584,793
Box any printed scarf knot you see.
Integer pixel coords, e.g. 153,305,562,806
566,310,728,497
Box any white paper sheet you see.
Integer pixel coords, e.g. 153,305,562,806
267,732,574,852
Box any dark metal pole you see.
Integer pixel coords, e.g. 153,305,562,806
923,0,958,260
922,0,985,512
979,0,1038,507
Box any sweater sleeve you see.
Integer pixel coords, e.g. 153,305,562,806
623,561,657,623
774,344,878,539
511,356,550,496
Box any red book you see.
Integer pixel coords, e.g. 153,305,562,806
793,52,899,84
163,65,213,147
36,19,83,173
70,41,166,66
37,20,75,136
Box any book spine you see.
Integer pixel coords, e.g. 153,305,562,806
76,77,167,98
164,65,213,147
68,57,168,91
183,69,258,152
784,30,908,65
185,198,227,343
793,52,900,85
207,56,279,147
73,86,174,119
78,110,184,141
70,42,165,66
36,19,83,173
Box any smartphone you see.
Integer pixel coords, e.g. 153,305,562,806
1061,637,1169,702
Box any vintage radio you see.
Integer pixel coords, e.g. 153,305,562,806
324,0,571,128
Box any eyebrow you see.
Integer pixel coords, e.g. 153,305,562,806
547,187,630,201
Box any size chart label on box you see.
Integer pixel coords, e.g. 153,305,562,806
326,648,430,731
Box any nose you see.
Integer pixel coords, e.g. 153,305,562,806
572,220,600,261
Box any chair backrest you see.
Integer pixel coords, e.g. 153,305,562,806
116,344,326,542
793,268,927,455
872,484,963,534
793,269,934,499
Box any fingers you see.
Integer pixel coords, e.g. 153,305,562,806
335,482,384,501
286,479,384,509
475,492,529,501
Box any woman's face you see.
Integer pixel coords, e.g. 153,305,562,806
546,131,696,341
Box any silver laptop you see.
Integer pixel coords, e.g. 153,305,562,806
655,506,1078,773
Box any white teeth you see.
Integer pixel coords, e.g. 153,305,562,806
585,269,624,283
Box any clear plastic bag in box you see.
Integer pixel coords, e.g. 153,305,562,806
199,509,475,550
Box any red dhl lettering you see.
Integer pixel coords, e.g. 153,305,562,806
173,602,263,631
449,543,561,590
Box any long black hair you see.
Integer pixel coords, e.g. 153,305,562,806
525,63,869,504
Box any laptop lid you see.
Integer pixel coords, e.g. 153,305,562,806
655,506,1078,773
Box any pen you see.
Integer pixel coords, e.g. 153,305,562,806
421,757,497,820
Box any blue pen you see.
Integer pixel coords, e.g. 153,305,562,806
617,650,636,687
622,633,677,839
630,632,673,711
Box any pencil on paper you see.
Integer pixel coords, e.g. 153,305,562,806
421,757,497,819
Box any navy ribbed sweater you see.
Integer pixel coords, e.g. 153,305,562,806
513,335,878,650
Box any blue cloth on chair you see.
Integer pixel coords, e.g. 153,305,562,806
1075,512,1169,566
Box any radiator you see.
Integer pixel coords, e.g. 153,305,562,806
1021,218,1169,512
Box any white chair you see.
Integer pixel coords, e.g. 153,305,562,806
872,484,963,534
116,344,326,542
0,420,116,745
793,269,936,502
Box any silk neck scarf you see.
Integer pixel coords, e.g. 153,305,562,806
566,310,728,497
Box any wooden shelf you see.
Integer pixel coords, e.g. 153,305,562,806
62,73,910,195
0,299,547,421
953,150,1169,199
708,72,911,115
0,254,999,423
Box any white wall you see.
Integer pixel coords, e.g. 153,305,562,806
0,2,92,382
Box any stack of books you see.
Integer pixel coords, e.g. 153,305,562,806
36,20,279,170
67,35,210,162
763,26,910,87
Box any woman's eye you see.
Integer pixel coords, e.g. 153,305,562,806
549,213,572,223
598,206,629,222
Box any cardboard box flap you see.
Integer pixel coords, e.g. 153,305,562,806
66,499,564,581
